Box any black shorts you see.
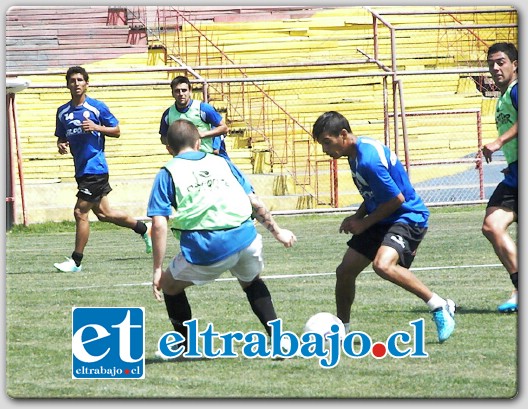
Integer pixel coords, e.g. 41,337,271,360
75,174,112,203
487,181,518,215
347,223,427,269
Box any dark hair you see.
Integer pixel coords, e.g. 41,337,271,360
167,119,200,153
487,42,518,63
312,111,352,141
66,66,89,82
170,75,192,91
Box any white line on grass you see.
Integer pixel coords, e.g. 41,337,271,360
63,263,503,290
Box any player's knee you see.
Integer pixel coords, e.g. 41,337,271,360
481,218,499,241
336,263,358,281
73,208,89,222
372,257,392,279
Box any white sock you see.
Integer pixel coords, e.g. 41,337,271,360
426,293,446,311
343,322,350,333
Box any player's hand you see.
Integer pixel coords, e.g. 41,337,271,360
339,216,366,235
152,269,163,301
57,141,69,155
482,140,501,163
274,228,297,248
81,119,98,133
152,284,162,301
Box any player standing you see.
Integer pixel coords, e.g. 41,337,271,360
159,75,230,159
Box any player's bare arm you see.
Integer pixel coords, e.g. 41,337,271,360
248,192,297,247
151,215,169,301
199,119,228,139
482,121,518,163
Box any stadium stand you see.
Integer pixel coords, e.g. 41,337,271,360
5,6,517,223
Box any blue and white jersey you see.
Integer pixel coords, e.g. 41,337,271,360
159,99,223,138
55,96,119,178
147,151,257,265
348,137,429,227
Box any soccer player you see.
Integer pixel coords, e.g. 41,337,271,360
481,42,518,313
312,111,456,343
53,66,152,273
159,75,230,159
148,119,296,354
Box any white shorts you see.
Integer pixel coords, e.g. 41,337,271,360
168,234,264,285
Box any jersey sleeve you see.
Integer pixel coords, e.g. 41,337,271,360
362,149,401,203
200,102,223,127
147,168,176,217
54,107,66,139
97,101,119,127
159,107,170,136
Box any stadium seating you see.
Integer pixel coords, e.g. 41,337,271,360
6,6,517,223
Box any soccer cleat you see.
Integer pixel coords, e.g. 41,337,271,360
143,222,152,254
431,299,456,343
446,299,457,318
54,257,82,273
497,290,518,313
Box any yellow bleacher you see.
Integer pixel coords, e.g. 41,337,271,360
10,6,517,222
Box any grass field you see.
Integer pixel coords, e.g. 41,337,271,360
4,205,518,399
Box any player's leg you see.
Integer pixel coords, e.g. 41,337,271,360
482,206,518,311
335,247,370,332
482,206,517,274
93,195,152,254
373,224,455,342
158,252,231,355
159,267,194,352
230,234,278,337
239,276,277,337
54,196,94,272
372,245,433,302
482,181,518,312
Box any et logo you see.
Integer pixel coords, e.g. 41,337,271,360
72,307,145,379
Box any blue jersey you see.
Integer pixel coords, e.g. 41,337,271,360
147,151,256,265
159,100,223,138
349,137,429,227
55,96,119,178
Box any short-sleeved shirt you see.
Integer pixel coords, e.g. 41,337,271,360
348,137,429,227
55,96,119,178
147,151,256,265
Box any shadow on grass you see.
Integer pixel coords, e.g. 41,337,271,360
402,306,515,315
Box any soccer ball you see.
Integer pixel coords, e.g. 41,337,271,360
303,312,346,342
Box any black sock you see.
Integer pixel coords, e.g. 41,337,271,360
133,221,147,236
510,272,518,290
71,252,83,267
243,279,277,337
163,291,192,350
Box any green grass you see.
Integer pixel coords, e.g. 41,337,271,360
5,205,518,398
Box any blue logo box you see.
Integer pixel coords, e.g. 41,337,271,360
72,307,145,379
